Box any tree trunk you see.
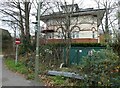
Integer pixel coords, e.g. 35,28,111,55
24,2,31,51
18,2,25,43
105,2,109,43
64,14,71,66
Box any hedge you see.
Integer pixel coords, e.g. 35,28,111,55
43,43,107,47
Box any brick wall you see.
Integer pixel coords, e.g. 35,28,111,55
40,38,98,44
71,38,98,43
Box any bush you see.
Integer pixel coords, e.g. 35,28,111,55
79,49,120,86
112,43,120,57
27,73,34,80
45,43,106,47
50,76,65,85
2,29,13,54
111,32,120,57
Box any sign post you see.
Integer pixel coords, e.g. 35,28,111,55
15,38,21,64
15,45,18,64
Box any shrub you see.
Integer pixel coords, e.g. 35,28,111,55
27,73,34,80
111,32,120,57
45,43,106,47
50,76,65,85
79,49,120,86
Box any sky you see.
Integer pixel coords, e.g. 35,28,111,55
68,0,97,8
0,0,118,36
0,0,98,36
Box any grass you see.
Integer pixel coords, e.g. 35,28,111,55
4,58,84,86
4,58,34,80
47,75,85,86
38,62,85,86
49,76,65,85
3,58,86,87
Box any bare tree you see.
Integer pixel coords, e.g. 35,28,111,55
94,0,120,57
94,0,117,43
40,0,83,66
111,1,120,57
0,0,50,51
2,20,18,53
0,1,33,54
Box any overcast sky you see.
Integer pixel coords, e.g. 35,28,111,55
67,0,97,8
0,0,98,36
0,0,118,36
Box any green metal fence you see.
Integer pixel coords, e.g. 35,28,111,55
64,47,105,65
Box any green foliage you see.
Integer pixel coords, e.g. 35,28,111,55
19,37,34,56
18,44,26,55
48,75,87,86
111,33,120,56
71,43,106,47
79,49,120,86
39,44,63,68
5,58,28,74
4,58,34,80
27,73,34,80
50,76,65,85
2,29,13,54
45,43,106,47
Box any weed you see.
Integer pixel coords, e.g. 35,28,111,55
49,76,65,85
27,73,34,80
4,58,34,80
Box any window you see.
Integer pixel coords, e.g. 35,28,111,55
72,31,79,38
72,32,75,38
71,26,80,38
58,31,63,38
92,31,95,38
92,27,96,38
76,32,79,38
47,33,54,39
56,27,64,39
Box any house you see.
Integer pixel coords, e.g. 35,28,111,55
40,4,105,44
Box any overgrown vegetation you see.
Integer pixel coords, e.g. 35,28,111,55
45,49,120,86
1,29,13,55
19,43,106,71
78,49,120,86
4,58,35,80
40,75,85,86
42,43,106,47
1,0,119,87
111,33,120,57
4,47,120,86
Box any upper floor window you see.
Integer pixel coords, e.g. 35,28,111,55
56,27,64,39
71,31,79,38
92,27,96,38
71,26,80,39
47,33,53,39
58,31,63,39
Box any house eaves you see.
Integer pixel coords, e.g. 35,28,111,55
40,8,105,27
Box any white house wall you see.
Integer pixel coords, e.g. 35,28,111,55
46,15,99,39
79,31,98,39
